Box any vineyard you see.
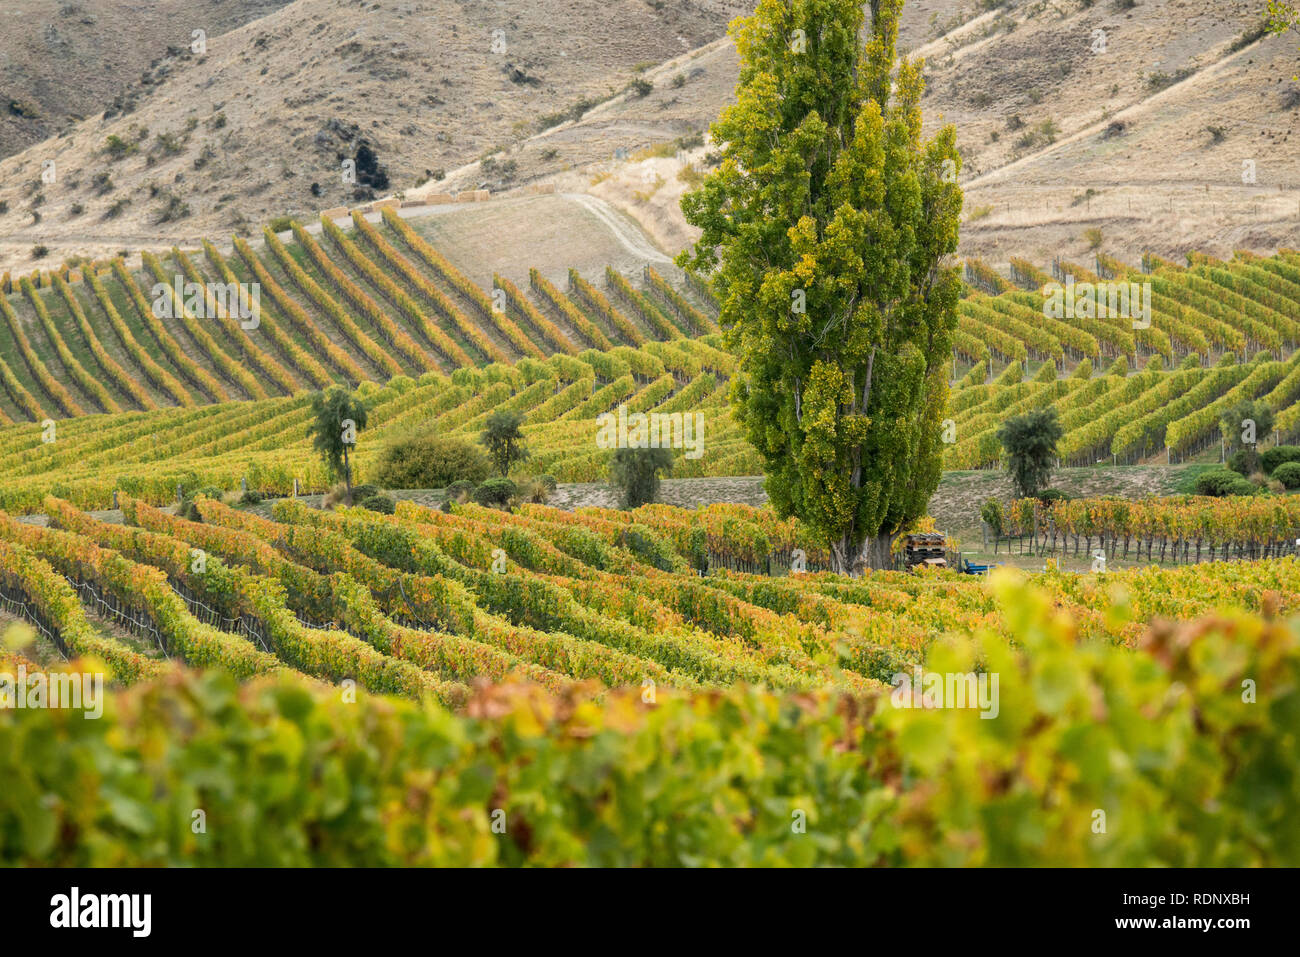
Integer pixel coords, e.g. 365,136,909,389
2,494,1298,865
984,494,1300,563
4,239,1300,513
0,208,719,423
6,0,1300,884
3,494,1298,694
0,334,751,512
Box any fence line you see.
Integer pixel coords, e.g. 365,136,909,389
0,580,70,661
66,576,170,658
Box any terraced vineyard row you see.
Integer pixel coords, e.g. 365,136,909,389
0,336,747,512
4,242,1300,495
3,494,1297,703
958,249,1300,369
946,348,1300,468
0,209,719,423
8,339,1300,511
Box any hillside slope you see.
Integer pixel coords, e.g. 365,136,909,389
434,0,1299,265
0,0,742,272
0,0,293,160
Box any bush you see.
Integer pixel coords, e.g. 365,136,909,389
517,476,554,505
474,477,517,508
1194,470,1257,497
445,480,476,502
104,134,138,159
325,482,382,509
372,432,491,489
180,485,225,520
1036,488,1070,505
238,490,264,506
1273,462,1300,489
1262,445,1300,475
1227,449,1251,476
357,493,396,515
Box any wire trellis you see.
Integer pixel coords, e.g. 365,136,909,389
167,579,271,654
65,576,170,660
0,581,70,661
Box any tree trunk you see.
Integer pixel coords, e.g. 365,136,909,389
343,445,353,503
831,533,894,577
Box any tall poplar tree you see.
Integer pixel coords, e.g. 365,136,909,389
678,0,962,574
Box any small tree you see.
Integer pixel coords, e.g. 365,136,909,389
307,386,368,502
480,408,530,476
609,447,673,509
997,408,1063,499
1220,398,1274,475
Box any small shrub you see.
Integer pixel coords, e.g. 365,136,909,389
357,493,396,515
179,485,225,521
1261,445,1300,475
517,476,555,505
445,480,476,503
1273,462,1300,489
474,477,517,508
154,131,184,155
1194,470,1256,497
31,245,49,259
238,490,264,506
104,134,138,160
102,197,130,219
1037,488,1070,505
373,432,491,489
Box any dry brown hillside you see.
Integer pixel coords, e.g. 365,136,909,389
0,0,744,272
433,0,1300,267
0,0,293,160
2,0,1297,275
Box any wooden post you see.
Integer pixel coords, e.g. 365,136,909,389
293,477,299,498
112,489,119,510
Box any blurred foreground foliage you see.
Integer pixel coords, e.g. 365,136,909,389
1,570,1296,866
